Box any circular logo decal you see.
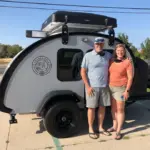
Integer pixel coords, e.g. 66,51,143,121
32,56,52,76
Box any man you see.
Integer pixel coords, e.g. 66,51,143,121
81,37,112,139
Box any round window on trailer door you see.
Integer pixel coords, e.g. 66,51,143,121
57,48,84,81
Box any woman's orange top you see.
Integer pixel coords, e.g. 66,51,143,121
109,58,132,87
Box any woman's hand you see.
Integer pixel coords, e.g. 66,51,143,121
123,91,129,100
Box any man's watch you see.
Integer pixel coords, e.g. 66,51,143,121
126,90,130,92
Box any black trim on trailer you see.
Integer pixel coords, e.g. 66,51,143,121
36,90,81,116
0,32,135,114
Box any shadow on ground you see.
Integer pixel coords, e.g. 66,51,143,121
35,100,150,137
122,100,150,135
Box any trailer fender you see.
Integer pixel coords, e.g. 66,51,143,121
36,90,81,116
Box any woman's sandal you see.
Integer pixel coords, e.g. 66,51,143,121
115,132,122,140
89,132,99,139
107,127,116,132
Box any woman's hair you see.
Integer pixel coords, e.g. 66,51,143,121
112,44,127,60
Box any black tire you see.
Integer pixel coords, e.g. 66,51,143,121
43,101,80,138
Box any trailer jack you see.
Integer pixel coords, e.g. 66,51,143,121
9,114,17,124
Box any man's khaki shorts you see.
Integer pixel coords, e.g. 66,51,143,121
109,86,126,101
85,87,111,108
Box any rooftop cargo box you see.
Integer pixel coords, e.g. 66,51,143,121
41,11,117,35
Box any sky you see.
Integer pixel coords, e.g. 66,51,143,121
0,0,150,49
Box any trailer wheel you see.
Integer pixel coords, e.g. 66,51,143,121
43,101,80,138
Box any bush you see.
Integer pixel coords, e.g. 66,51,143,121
0,44,23,58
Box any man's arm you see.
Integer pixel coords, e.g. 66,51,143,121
80,54,94,96
80,54,90,88
80,68,90,89
81,66,94,97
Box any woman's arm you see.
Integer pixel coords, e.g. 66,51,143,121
123,60,133,100
125,69,133,92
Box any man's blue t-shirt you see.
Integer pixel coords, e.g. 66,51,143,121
81,50,112,87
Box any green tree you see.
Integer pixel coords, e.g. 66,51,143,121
141,38,150,60
130,45,141,58
0,44,23,58
7,44,23,58
117,33,131,47
0,45,9,58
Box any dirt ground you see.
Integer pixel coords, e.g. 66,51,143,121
0,58,12,64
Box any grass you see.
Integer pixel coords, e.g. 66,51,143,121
140,134,147,137
123,136,130,140
99,140,107,142
0,58,12,64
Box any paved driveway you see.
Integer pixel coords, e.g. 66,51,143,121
0,100,150,150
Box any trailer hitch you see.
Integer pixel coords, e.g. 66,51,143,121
62,15,69,45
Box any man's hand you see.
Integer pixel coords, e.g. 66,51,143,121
81,68,95,97
87,87,95,97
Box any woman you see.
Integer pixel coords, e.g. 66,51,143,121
107,44,133,140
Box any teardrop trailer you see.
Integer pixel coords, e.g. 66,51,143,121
0,11,150,138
